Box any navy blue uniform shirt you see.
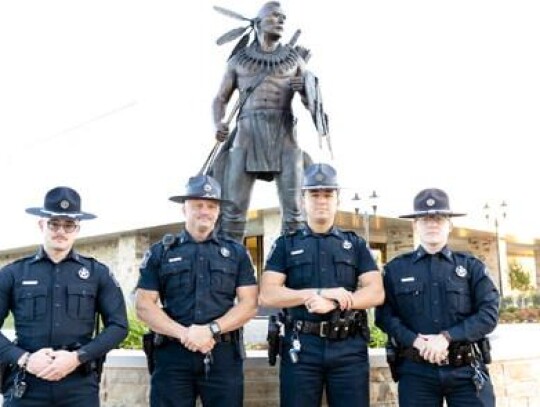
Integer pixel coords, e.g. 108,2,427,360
137,230,257,326
264,226,378,322
0,247,128,365
375,246,500,347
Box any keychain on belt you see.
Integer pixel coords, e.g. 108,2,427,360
11,368,28,400
471,359,488,395
203,352,214,379
289,331,302,364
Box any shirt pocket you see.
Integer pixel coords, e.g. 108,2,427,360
285,252,313,288
67,284,97,320
395,282,424,316
161,260,192,295
445,281,472,315
210,260,236,295
333,252,357,288
17,286,48,321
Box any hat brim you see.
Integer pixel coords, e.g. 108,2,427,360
399,210,466,219
301,185,340,191
25,207,96,220
169,195,234,205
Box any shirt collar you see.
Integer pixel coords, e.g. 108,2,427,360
301,225,340,239
413,245,453,263
31,246,81,263
179,229,220,245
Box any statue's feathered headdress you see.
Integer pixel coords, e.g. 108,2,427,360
213,6,259,60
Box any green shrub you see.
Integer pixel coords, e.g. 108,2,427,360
368,321,387,348
531,292,540,307
119,311,147,350
500,296,514,311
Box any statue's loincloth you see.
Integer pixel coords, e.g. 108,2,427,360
237,109,295,178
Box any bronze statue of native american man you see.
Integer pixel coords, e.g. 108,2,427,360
209,1,329,242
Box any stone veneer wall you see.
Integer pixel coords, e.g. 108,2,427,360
385,228,414,262
95,347,539,407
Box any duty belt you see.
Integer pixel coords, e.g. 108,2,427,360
287,320,363,339
159,330,239,345
400,342,475,367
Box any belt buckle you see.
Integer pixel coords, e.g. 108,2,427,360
319,321,328,338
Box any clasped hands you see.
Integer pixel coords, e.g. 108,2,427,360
21,348,80,382
304,287,353,314
413,333,450,365
178,324,215,354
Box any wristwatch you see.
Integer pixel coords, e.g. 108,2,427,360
76,348,90,363
208,321,222,340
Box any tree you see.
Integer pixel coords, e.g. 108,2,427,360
508,261,532,292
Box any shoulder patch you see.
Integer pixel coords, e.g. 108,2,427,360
140,249,152,269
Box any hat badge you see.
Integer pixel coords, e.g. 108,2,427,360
78,267,90,280
455,265,468,278
343,240,352,250
60,199,70,209
426,198,435,207
315,173,324,182
203,184,212,192
220,247,231,258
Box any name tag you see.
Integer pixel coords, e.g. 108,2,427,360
168,257,183,263
401,277,415,282
22,280,38,285
290,249,304,256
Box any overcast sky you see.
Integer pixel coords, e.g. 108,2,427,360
1,0,539,250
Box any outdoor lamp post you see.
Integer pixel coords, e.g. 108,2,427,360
351,190,379,249
483,201,508,297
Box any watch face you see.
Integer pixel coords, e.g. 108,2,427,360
210,322,221,335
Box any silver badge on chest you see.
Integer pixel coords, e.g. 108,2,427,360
455,265,468,278
342,240,352,250
220,247,231,258
78,267,90,280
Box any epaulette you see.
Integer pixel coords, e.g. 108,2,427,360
390,251,416,262
8,254,35,265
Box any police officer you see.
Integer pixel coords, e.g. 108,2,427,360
375,188,499,407
135,174,258,407
260,163,384,407
0,186,128,406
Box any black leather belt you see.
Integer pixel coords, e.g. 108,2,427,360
287,320,362,339
161,330,239,345
400,343,475,367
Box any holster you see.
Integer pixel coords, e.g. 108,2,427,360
267,315,282,366
385,339,402,382
142,331,156,374
477,337,492,364
0,362,12,394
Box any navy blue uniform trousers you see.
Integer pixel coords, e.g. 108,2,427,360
2,370,98,407
280,333,369,407
150,341,243,407
398,363,495,407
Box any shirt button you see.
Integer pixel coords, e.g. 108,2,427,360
54,303,61,308
433,301,438,305
54,323,60,327
55,284,60,289
433,283,438,287
434,319,439,323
